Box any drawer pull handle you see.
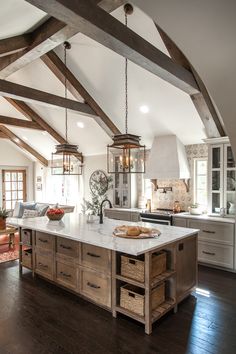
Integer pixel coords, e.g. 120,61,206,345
202,251,216,256
87,282,101,289
60,271,71,278
60,244,72,250
38,262,48,268
87,252,100,258
129,259,136,265
202,230,215,234
128,292,135,298
38,238,48,243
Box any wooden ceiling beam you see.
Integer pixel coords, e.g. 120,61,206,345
0,115,43,130
0,79,96,117
0,1,125,79
0,128,9,139
25,0,199,95
0,125,48,166
41,50,121,137
0,34,32,58
5,98,83,162
156,24,225,138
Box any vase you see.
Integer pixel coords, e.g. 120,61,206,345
0,218,6,230
228,202,235,215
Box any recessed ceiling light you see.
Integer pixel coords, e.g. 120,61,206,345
77,121,84,128
139,105,149,114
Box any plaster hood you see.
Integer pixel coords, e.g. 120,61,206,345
145,135,190,180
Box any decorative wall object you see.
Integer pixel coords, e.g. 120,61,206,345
151,144,208,211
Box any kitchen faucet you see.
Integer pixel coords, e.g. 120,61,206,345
99,199,112,224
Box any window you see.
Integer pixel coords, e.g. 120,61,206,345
194,158,207,209
2,170,26,210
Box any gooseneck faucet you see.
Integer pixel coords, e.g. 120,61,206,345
99,199,112,224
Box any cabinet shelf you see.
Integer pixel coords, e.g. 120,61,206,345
115,305,145,324
152,298,176,323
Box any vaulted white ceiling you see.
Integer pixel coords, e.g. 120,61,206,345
0,0,206,162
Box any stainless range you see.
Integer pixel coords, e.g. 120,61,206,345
140,209,183,225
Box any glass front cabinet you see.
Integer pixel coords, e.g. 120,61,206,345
208,138,236,216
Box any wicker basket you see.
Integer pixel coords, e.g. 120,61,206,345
22,229,32,246
22,249,32,269
120,282,165,317
46,213,64,221
121,251,167,283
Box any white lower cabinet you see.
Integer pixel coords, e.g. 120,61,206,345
173,216,235,270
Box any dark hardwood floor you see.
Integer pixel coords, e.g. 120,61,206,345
0,262,236,354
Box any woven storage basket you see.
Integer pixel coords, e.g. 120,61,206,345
120,282,165,317
121,251,167,283
22,249,32,269
22,229,32,246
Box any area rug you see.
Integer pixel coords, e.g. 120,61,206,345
0,234,19,264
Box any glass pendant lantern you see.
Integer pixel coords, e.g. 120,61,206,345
107,4,145,174
51,42,83,175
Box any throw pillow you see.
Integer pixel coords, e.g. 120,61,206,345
18,202,36,218
35,203,49,216
22,209,39,219
13,201,21,217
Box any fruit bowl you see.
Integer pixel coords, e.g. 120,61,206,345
46,208,64,221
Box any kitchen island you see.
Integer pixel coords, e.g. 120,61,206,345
8,214,198,334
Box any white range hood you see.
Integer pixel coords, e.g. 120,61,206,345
145,135,190,180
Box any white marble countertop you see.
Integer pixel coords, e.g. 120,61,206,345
173,212,235,224
8,214,198,256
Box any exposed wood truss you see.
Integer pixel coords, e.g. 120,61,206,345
0,125,48,166
0,115,43,130
0,128,8,139
5,98,83,162
0,79,96,117
0,1,125,79
25,0,199,95
0,34,32,58
156,24,225,138
41,50,121,137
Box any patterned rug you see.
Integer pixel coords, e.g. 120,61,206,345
0,234,19,264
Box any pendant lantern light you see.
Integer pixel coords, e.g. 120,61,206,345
107,4,146,174
51,42,83,175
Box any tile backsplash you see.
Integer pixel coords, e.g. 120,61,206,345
151,143,208,211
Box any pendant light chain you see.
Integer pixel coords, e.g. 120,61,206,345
125,11,128,135
64,44,68,143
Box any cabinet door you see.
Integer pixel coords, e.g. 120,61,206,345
176,236,197,302
173,218,187,227
224,144,236,216
209,145,223,214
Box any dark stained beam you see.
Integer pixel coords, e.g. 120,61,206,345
0,79,96,117
0,125,48,166
0,129,8,139
0,34,32,58
0,1,125,79
41,50,121,137
156,24,225,138
0,115,43,130
5,98,83,162
25,0,199,95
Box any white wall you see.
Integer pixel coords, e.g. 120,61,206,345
0,140,34,208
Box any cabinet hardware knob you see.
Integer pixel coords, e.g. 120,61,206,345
60,244,72,250
38,238,48,243
87,282,101,289
202,251,215,256
87,252,100,258
60,271,71,278
202,230,215,234
38,262,48,268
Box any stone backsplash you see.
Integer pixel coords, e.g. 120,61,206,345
151,143,208,211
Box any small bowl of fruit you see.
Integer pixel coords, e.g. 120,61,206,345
46,208,65,221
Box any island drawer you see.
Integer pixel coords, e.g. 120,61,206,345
80,267,111,308
198,241,234,269
22,249,32,269
56,237,78,259
188,220,234,245
120,283,165,317
56,261,77,290
80,244,111,274
35,232,54,250
35,252,53,280
121,251,167,283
